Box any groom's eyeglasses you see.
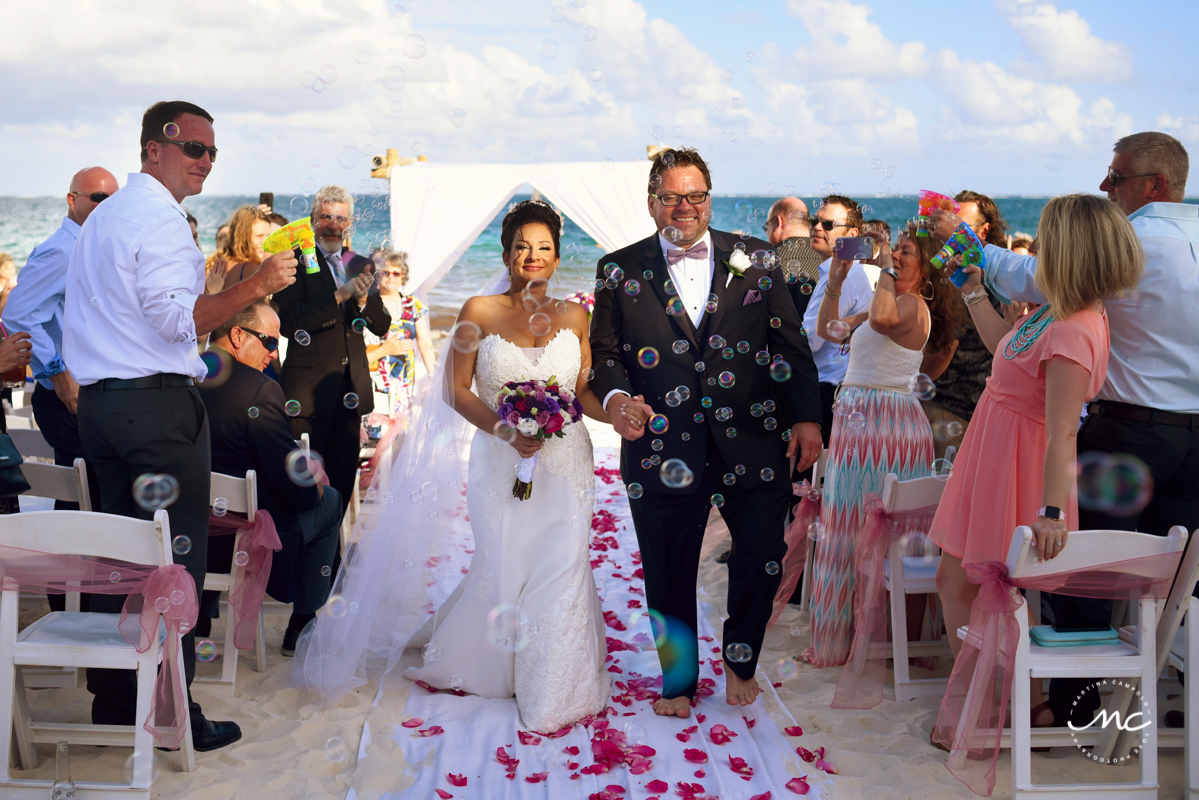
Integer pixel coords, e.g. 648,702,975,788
651,191,711,206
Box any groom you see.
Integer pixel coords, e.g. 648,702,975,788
591,148,823,717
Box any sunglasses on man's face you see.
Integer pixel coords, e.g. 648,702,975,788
157,139,218,163
71,191,110,204
813,218,847,232
236,326,278,353
1106,166,1156,188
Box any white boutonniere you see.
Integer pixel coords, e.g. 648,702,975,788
724,249,751,287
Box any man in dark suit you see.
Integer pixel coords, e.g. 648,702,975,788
590,147,823,718
273,185,390,516
199,300,341,655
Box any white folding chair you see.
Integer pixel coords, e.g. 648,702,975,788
15,458,93,689
7,428,53,461
1165,596,1199,799
195,470,265,693
954,525,1186,799
798,448,829,612
0,510,195,798
879,473,951,701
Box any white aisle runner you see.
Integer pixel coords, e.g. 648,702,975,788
347,447,839,800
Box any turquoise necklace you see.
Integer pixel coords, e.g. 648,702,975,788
1002,303,1054,360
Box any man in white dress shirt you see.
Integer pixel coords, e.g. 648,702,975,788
804,195,874,443
62,100,298,750
948,131,1199,727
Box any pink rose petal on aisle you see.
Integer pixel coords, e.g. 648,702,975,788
694,769,705,778
518,730,542,745
814,746,837,775
418,726,444,737
696,713,707,723
604,786,626,794
646,779,669,793
728,755,754,778
743,716,756,729
447,773,467,787
676,732,691,743
401,718,424,728
683,748,708,763
564,745,580,755
524,772,548,783
435,790,453,800
750,793,773,800
709,724,737,744
786,776,810,795
548,725,572,738
784,726,803,737
796,746,815,763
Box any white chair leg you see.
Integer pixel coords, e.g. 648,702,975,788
1096,680,1138,760
889,565,912,701
176,642,195,773
0,585,19,782
131,652,156,789
1187,597,1199,799
220,597,239,691
800,537,815,612
255,608,267,672
1010,601,1033,793
10,668,35,770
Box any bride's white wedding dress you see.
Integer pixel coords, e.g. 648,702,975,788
404,329,609,733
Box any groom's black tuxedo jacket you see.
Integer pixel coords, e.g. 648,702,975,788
590,228,821,494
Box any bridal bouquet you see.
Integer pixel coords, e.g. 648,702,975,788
495,377,584,500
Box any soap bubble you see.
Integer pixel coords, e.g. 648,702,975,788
758,276,772,291
285,400,302,417
133,473,180,511
650,125,663,140
391,100,404,113
637,347,660,368
725,643,752,663
735,464,747,475
321,565,332,577
769,361,792,382
909,373,936,400
450,674,465,691
170,590,185,605
641,458,652,469
200,349,231,387
665,391,681,407
723,473,736,485
715,407,733,422
660,458,694,489
760,468,775,481
945,421,964,438
591,69,603,81
755,350,771,366
827,320,850,340
676,386,691,401
421,642,442,662
693,413,704,423
765,561,780,575
285,448,325,487
492,421,518,443
343,392,360,409
807,522,826,542
486,604,533,651
847,411,866,430
540,39,559,58
651,439,664,452
710,493,725,508
726,427,737,438
1078,452,1153,515
110,571,121,583
627,483,644,499
694,360,705,372
171,535,191,555
352,318,367,333
770,317,782,328
737,341,750,354
932,458,953,480
402,33,427,59
708,335,727,350
764,417,777,431
163,122,180,139
528,312,552,336
751,404,764,417
450,108,466,127
212,497,228,517
195,640,217,662
624,279,640,295
234,551,250,567
718,371,735,388
722,348,734,360
325,595,348,618
154,597,171,614
778,659,798,680
647,414,669,434
324,737,348,762
451,321,483,353
382,65,406,91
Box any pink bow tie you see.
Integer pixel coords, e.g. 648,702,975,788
666,241,708,266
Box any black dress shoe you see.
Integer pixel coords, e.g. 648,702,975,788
282,627,300,657
715,550,731,564
192,718,242,752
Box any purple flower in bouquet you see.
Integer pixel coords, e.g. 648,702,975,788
493,375,585,500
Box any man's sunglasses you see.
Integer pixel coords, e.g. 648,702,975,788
813,219,847,231
237,326,278,352
1107,166,1156,188
157,139,218,162
650,191,711,206
71,191,110,204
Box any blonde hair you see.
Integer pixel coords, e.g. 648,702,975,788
382,251,410,285
1034,194,1144,318
0,253,14,276
225,205,271,265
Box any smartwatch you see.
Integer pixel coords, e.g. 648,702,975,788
1037,506,1064,521
880,267,899,281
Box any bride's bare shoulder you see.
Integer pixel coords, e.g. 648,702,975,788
458,294,503,324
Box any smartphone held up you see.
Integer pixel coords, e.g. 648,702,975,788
833,236,880,262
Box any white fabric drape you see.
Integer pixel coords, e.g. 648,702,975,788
387,161,656,298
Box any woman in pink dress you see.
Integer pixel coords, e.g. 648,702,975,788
930,194,1144,728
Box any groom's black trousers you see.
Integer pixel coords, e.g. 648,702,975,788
628,437,790,699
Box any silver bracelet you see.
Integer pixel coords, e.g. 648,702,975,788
963,286,989,306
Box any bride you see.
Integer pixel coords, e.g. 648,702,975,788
296,200,627,733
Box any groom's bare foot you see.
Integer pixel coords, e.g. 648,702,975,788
653,696,692,718
725,668,761,707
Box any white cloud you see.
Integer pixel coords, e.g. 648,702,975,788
1157,113,1199,143
783,0,928,80
995,0,1132,82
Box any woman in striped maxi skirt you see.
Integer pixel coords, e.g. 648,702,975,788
804,224,963,667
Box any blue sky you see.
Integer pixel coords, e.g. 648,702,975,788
1,0,1196,197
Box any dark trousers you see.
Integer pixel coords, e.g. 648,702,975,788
78,381,210,729
204,486,341,618
628,437,790,699
290,409,361,518
1047,410,1199,724
32,383,100,612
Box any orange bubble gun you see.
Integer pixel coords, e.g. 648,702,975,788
262,218,320,274
916,190,960,238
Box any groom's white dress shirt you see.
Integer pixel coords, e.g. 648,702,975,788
602,230,715,412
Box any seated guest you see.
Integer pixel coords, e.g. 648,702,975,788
931,195,1143,729
198,300,342,655
804,221,963,667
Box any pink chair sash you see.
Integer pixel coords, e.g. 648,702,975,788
932,556,1180,796
0,550,197,749
208,510,281,651
833,499,938,709
769,481,821,625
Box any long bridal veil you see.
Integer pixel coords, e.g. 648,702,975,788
294,267,517,704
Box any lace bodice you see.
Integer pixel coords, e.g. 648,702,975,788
841,322,927,392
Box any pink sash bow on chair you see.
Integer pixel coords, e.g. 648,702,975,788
769,480,821,624
932,557,1179,796
208,509,281,651
833,499,938,709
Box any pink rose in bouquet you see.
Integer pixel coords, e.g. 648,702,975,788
494,375,584,500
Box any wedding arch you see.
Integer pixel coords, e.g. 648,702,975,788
384,160,658,298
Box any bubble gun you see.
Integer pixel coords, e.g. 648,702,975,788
262,218,320,274
916,189,960,238
931,221,985,288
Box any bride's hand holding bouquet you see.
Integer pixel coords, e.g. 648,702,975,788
495,376,584,500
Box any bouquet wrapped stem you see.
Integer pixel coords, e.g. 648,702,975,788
495,375,584,501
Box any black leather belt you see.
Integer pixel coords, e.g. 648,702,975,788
1089,400,1198,430
90,374,196,390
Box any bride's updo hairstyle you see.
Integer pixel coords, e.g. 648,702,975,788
500,200,562,258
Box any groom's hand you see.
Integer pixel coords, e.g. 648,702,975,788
611,393,649,441
788,422,822,471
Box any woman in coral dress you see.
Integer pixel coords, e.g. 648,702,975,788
930,194,1144,727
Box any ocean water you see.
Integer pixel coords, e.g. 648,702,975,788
0,193,1150,327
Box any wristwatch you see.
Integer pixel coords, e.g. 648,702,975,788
1037,506,1064,521
880,267,899,281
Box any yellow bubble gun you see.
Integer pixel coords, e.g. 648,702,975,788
262,218,320,274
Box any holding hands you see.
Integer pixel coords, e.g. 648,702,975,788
610,393,651,441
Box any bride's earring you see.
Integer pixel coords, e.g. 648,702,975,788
553,269,560,285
